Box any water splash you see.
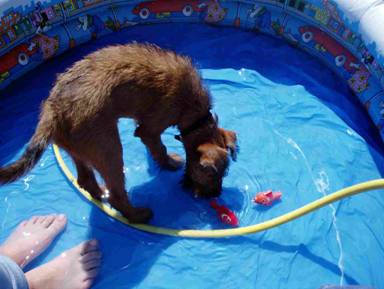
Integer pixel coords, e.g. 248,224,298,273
22,175,34,191
315,170,345,286
276,130,345,285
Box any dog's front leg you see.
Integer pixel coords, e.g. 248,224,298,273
134,126,184,170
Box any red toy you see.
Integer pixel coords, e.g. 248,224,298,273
253,190,282,206
210,200,239,227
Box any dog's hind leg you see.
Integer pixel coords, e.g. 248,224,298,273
134,126,184,170
88,125,153,224
72,157,103,200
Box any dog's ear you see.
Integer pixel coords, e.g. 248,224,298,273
219,128,238,161
197,143,227,173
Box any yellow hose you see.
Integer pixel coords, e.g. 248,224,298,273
53,144,384,238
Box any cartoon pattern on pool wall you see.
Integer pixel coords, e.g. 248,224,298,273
32,33,59,59
204,0,227,24
131,0,207,20
247,4,273,32
77,14,109,39
0,0,384,140
298,25,359,73
0,41,38,82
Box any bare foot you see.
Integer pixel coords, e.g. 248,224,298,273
0,214,67,268
25,240,101,289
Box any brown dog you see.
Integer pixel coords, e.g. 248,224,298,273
0,43,237,224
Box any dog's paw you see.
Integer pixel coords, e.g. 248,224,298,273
163,153,184,170
127,207,153,224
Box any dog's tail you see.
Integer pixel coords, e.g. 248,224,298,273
0,103,55,184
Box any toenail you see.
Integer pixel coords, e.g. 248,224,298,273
58,214,66,220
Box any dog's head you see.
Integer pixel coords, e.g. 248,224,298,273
183,128,238,198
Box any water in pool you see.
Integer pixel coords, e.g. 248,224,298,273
1,23,384,289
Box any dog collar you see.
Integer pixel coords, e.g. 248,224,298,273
175,112,214,141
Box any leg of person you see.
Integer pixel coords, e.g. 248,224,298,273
0,255,29,289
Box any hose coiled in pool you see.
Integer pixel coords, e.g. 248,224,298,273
53,144,384,238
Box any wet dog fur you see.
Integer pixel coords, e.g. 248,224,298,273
0,43,237,223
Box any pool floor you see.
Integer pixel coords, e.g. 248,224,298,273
1,23,384,289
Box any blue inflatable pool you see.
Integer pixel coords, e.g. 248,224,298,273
1,1,384,288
